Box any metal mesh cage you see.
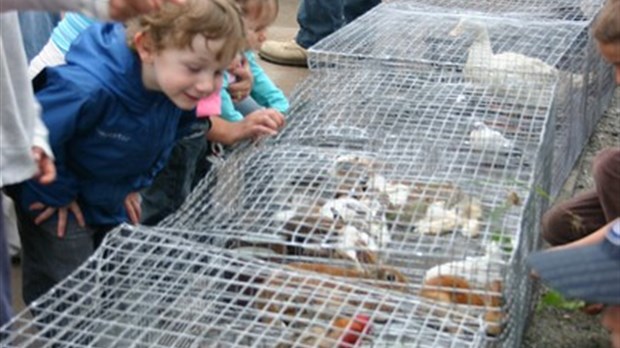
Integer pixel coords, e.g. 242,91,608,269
0,69,559,347
3,225,494,348
382,0,605,22
150,71,557,347
307,3,612,196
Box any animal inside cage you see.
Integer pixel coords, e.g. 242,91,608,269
2,225,496,348
153,72,558,347
307,3,611,196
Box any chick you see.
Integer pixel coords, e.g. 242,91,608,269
469,121,514,151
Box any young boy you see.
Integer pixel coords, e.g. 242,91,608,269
141,0,289,225
9,0,282,306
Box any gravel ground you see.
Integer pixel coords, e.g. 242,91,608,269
522,86,619,348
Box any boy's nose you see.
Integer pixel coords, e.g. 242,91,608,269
196,77,215,95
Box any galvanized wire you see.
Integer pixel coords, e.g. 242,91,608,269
307,3,612,196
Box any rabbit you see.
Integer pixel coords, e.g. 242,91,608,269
419,274,504,336
286,262,409,293
254,263,406,325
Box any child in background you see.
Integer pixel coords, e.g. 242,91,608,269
8,0,282,306
198,0,289,124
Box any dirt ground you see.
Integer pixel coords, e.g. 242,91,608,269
522,86,619,348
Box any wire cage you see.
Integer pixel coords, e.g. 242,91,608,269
381,0,605,22
151,71,558,347
307,3,611,196
2,225,494,348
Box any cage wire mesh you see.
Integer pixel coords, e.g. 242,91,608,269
2,225,493,348
307,3,612,196
381,0,606,22
152,71,558,347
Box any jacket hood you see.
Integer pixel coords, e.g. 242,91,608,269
64,22,160,112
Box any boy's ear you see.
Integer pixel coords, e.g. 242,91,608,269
134,32,155,63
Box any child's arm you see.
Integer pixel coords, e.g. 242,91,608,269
246,52,289,113
207,109,285,145
220,78,245,122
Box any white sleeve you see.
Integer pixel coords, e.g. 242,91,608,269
31,102,55,160
0,0,109,19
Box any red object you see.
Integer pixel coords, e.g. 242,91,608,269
339,314,371,348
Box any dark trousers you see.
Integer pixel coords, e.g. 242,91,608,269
296,0,381,49
542,148,620,245
141,127,212,226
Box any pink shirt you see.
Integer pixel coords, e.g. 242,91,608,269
196,91,222,118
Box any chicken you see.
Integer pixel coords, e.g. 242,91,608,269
414,197,483,237
468,121,514,152
281,214,379,267
320,196,391,247
423,242,504,288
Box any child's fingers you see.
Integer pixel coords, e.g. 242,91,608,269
34,207,55,225
57,208,67,238
70,202,86,228
29,202,45,211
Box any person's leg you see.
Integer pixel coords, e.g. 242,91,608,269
0,195,12,327
295,0,344,49
343,0,381,24
141,122,210,226
17,11,60,62
259,0,344,66
542,189,607,246
15,206,96,306
592,147,620,221
542,148,620,246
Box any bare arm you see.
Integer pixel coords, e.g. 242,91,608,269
207,109,285,145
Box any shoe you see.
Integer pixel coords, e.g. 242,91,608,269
259,40,308,67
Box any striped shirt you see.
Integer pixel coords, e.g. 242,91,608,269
50,13,95,54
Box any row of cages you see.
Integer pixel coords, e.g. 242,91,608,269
3,1,612,346
1,71,558,347
307,1,614,197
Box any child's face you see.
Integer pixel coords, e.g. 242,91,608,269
139,35,228,110
243,0,277,51
597,40,620,84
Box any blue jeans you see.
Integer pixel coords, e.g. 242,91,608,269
141,122,212,226
296,0,381,49
18,12,61,62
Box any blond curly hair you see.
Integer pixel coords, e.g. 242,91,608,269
126,0,246,64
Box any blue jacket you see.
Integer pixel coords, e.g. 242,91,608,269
19,23,199,226
220,51,289,122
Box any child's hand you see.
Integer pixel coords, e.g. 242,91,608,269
31,146,56,185
241,108,285,141
124,192,142,225
228,57,253,102
29,201,85,238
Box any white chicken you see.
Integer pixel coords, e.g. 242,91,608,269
415,198,483,237
320,196,391,247
423,242,505,288
468,121,514,152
